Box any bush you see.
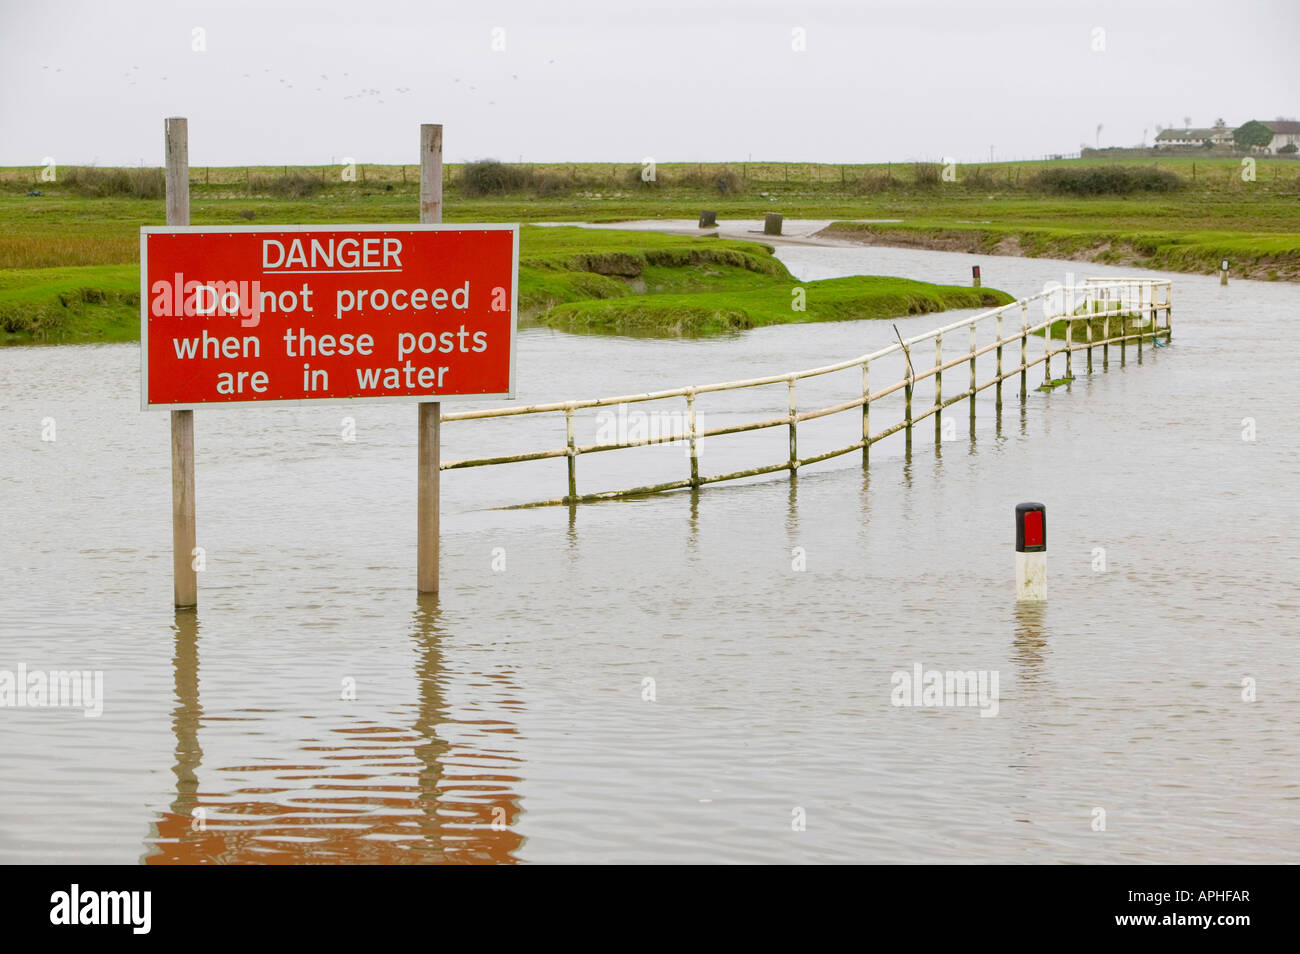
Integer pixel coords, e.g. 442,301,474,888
1032,166,1181,196
854,172,895,194
248,172,323,198
912,162,941,188
460,159,532,195
1279,143,1298,155
59,167,165,199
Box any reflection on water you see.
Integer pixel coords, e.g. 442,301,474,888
144,601,523,864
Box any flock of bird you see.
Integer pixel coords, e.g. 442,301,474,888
43,55,560,110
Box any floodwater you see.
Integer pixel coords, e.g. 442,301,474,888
1,241,1296,863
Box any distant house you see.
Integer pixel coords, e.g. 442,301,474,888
1261,120,1300,153
1154,120,1235,148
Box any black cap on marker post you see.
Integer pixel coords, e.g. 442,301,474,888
1015,502,1046,553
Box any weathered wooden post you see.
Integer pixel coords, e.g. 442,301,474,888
1019,303,1028,402
764,213,783,236
786,378,798,472
1086,313,1093,374
933,335,943,444
995,310,1003,416
565,406,577,502
1220,259,1229,286
972,265,981,288
968,323,977,432
1064,316,1073,380
166,117,198,610
417,123,442,594
861,361,870,465
687,391,700,485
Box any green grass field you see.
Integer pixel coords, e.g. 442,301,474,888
1,155,1294,343
0,226,1009,343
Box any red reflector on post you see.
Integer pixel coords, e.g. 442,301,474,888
1023,511,1043,548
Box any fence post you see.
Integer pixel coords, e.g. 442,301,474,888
787,378,798,472
687,392,700,486
861,361,870,465
1065,316,1073,380
1086,310,1093,374
1166,283,1173,341
417,123,443,595
166,117,198,610
1043,313,1053,387
968,323,977,432
1149,282,1158,349
1103,311,1110,370
995,310,1003,415
1020,303,1028,402
565,405,577,501
933,335,943,444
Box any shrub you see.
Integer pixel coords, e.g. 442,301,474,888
59,167,165,199
248,172,323,198
1032,166,1181,196
912,162,941,188
460,159,531,195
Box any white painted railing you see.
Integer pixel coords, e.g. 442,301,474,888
441,279,1172,506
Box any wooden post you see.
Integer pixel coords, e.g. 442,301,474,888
417,123,443,594
1019,303,1028,402
933,335,943,444
1101,309,1109,369
995,311,1003,415
861,361,870,465
565,406,577,501
968,324,976,430
166,118,198,610
1065,316,1073,380
787,378,798,472
1086,312,1093,374
687,392,700,485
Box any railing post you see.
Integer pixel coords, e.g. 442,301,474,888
1043,315,1052,387
1103,312,1110,370
933,335,943,444
968,323,976,432
1166,283,1173,341
787,378,798,473
1149,281,1158,349
904,366,913,454
995,310,1003,415
1019,303,1028,402
687,391,700,486
565,405,577,502
861,361,870,466
1065,315,1073,380
1086,305,1094,373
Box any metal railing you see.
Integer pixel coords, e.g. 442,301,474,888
441,278,1172,506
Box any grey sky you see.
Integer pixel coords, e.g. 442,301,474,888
1,0,1296,166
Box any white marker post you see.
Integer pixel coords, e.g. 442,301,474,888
1015,502,1046,600
1220,259,1229,286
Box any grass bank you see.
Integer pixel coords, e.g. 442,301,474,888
819,220,1300,281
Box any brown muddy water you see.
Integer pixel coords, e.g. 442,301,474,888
1,245,1296,863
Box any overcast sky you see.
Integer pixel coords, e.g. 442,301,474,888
2,0,1296,167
